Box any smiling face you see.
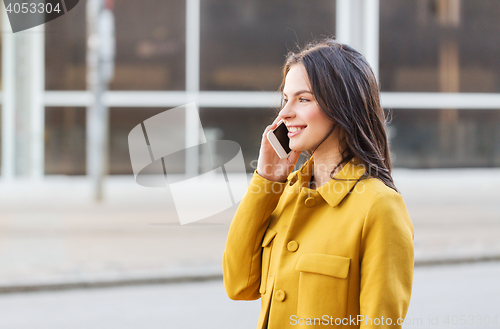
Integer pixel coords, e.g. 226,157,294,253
279,63,338,154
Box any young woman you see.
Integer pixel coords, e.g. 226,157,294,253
223,38,414,329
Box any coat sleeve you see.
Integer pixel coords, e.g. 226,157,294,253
222,170,287,301
359,191,415,328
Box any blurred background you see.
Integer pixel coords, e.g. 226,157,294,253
0,0,499,328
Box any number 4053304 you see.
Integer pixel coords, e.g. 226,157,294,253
443,315,498,326
5,2,62,14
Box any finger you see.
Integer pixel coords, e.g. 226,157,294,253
271,116,282,127
263,119,279,137
262,124,273,137
263,116,283,138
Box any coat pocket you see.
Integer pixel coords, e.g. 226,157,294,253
259,229,277,295
295,253,351,320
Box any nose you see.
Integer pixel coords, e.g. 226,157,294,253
278,100,295,122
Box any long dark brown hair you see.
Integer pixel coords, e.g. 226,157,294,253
279,37,398,193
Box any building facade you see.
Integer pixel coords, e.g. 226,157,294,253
1,0,500,176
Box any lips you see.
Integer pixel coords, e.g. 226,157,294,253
287,125,307,138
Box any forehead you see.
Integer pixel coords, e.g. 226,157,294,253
283,64,311,93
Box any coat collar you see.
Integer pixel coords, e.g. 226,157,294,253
288,155,367,207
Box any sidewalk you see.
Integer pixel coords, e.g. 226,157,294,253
0,168,499,293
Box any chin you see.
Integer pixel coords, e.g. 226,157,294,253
289,142,309,153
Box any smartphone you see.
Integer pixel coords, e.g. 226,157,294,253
266,120,292,159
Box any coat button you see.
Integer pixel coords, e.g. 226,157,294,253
304,197,316,207
287,240,299,252
275,290,286,301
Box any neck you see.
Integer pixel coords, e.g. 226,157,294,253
308,128,345,189
310,147,345,189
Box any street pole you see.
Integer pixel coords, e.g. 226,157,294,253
86,0,115,201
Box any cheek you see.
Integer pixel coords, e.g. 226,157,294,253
304,108,330,130
302,106,323,122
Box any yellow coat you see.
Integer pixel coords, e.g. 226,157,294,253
223,156,414,328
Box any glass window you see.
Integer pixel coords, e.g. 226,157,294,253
45,0,185,91
388,109,500,168
200,107,279,171
200,0,336,91
109,108,167,174
380,0,500,93
45,107,86,174
45,2,86,90
46,107,170,175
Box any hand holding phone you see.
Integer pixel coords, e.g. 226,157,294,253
266,120,292,159
256,118,300,182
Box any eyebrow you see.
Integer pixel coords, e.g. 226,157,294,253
283,90,313,97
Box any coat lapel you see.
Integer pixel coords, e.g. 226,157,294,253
317,156,367,207
288,156,367,207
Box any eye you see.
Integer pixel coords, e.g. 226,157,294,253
283,98,288,104
299,97,310,102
